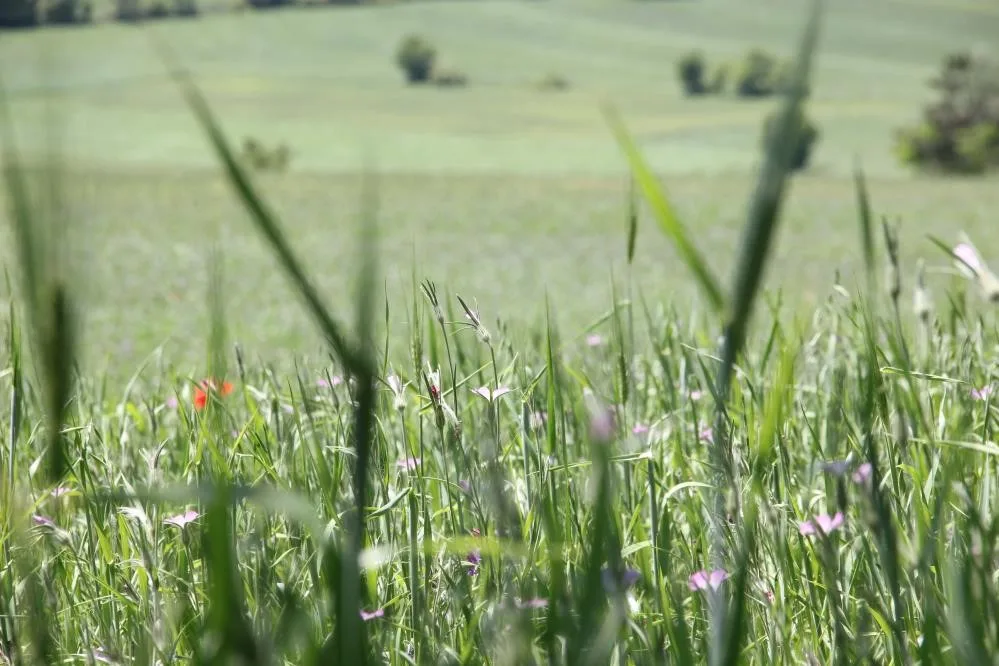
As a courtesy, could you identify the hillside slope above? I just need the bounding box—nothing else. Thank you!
[0,0,996,176]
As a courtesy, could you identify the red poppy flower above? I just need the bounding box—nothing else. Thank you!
[193,379,234,410]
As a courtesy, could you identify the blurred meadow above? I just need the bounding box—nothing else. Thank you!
[3,0,999,664]
[1,0,997,376]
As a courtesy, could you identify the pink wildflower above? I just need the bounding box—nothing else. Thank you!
[798,511,845,536]
[164,510,200,529]
[688,569,729,591]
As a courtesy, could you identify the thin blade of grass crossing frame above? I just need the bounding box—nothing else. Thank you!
[196,485,265,666]
[603,105,726,315]
[203,242,230,476]
[335,165,381,666]
[718,0,825,390]
[0,75,75,486]
[857,298,911,665]
[708,0,824,662]
[7,298,22,493]
[153,39,369,380]
[158,37,376,661]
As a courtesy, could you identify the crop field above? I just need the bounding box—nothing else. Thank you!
[1,0,999,663]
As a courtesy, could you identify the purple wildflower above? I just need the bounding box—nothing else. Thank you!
[798,511,845,536]
[601,566,640,593]
[317,375,343,389]
[32,515,55,528]
[164,510,200,529]
[516,597,549,609]
[589,405,616,442]
[165,396,179,409]
[972,385,994,401]
[689,389,703,402]
[688,569,729,592]
[466,550,482,576]
[397,457,420,472]
[852,463,873,484]
[586,334,604,347]
[699,427,713,443]
[632,424,649,436]
[360,608,384,621]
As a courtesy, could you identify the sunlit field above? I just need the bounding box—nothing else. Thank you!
[2,0,999,663]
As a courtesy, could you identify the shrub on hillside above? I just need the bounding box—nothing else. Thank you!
[174,0,197,16]
[536,72,569,91]
[145,0,169,16]
[114,0,140,20]
[241,137,293,173]
[41,0,90,23]
[735,48,783,98]
[761,106,819,171]
[396,34,436,84]
[0,0,39,27]
[895,51,999,174]
[676,50,707,96]
[244,0,292,10]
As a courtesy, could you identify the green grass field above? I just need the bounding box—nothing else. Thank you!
[2,0,998,376]
[4,1,999,664]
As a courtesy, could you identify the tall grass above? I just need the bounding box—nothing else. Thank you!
[2,2,999,665]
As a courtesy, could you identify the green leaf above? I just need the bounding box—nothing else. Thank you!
[603,104,726,314]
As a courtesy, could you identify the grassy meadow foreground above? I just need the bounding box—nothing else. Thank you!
[3,0,999,663]
[3,222,999,665]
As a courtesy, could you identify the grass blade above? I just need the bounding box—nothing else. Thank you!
[154,39,369,379]
[0,73,76,486]
[603,105,726,315]
[336,166,381,666]
[707,0,824,660]
[854,160,876,295]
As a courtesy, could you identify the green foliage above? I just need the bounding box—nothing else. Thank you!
[735,48,776,97]
[895,51,999,174]
[734,48,791,98]
[113,0,139,20]
[677,49,707,96]
[761,105,820,171]
[145,0,169,16]
[707,62,729,94]
[0,0,38,27]
[112,0,197,21]
[395,34,437,84]
[40,0,90,24]
[244,0,291,10]
[174,0,198,16]
[240,136,293,173]
[536,72,569,91]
